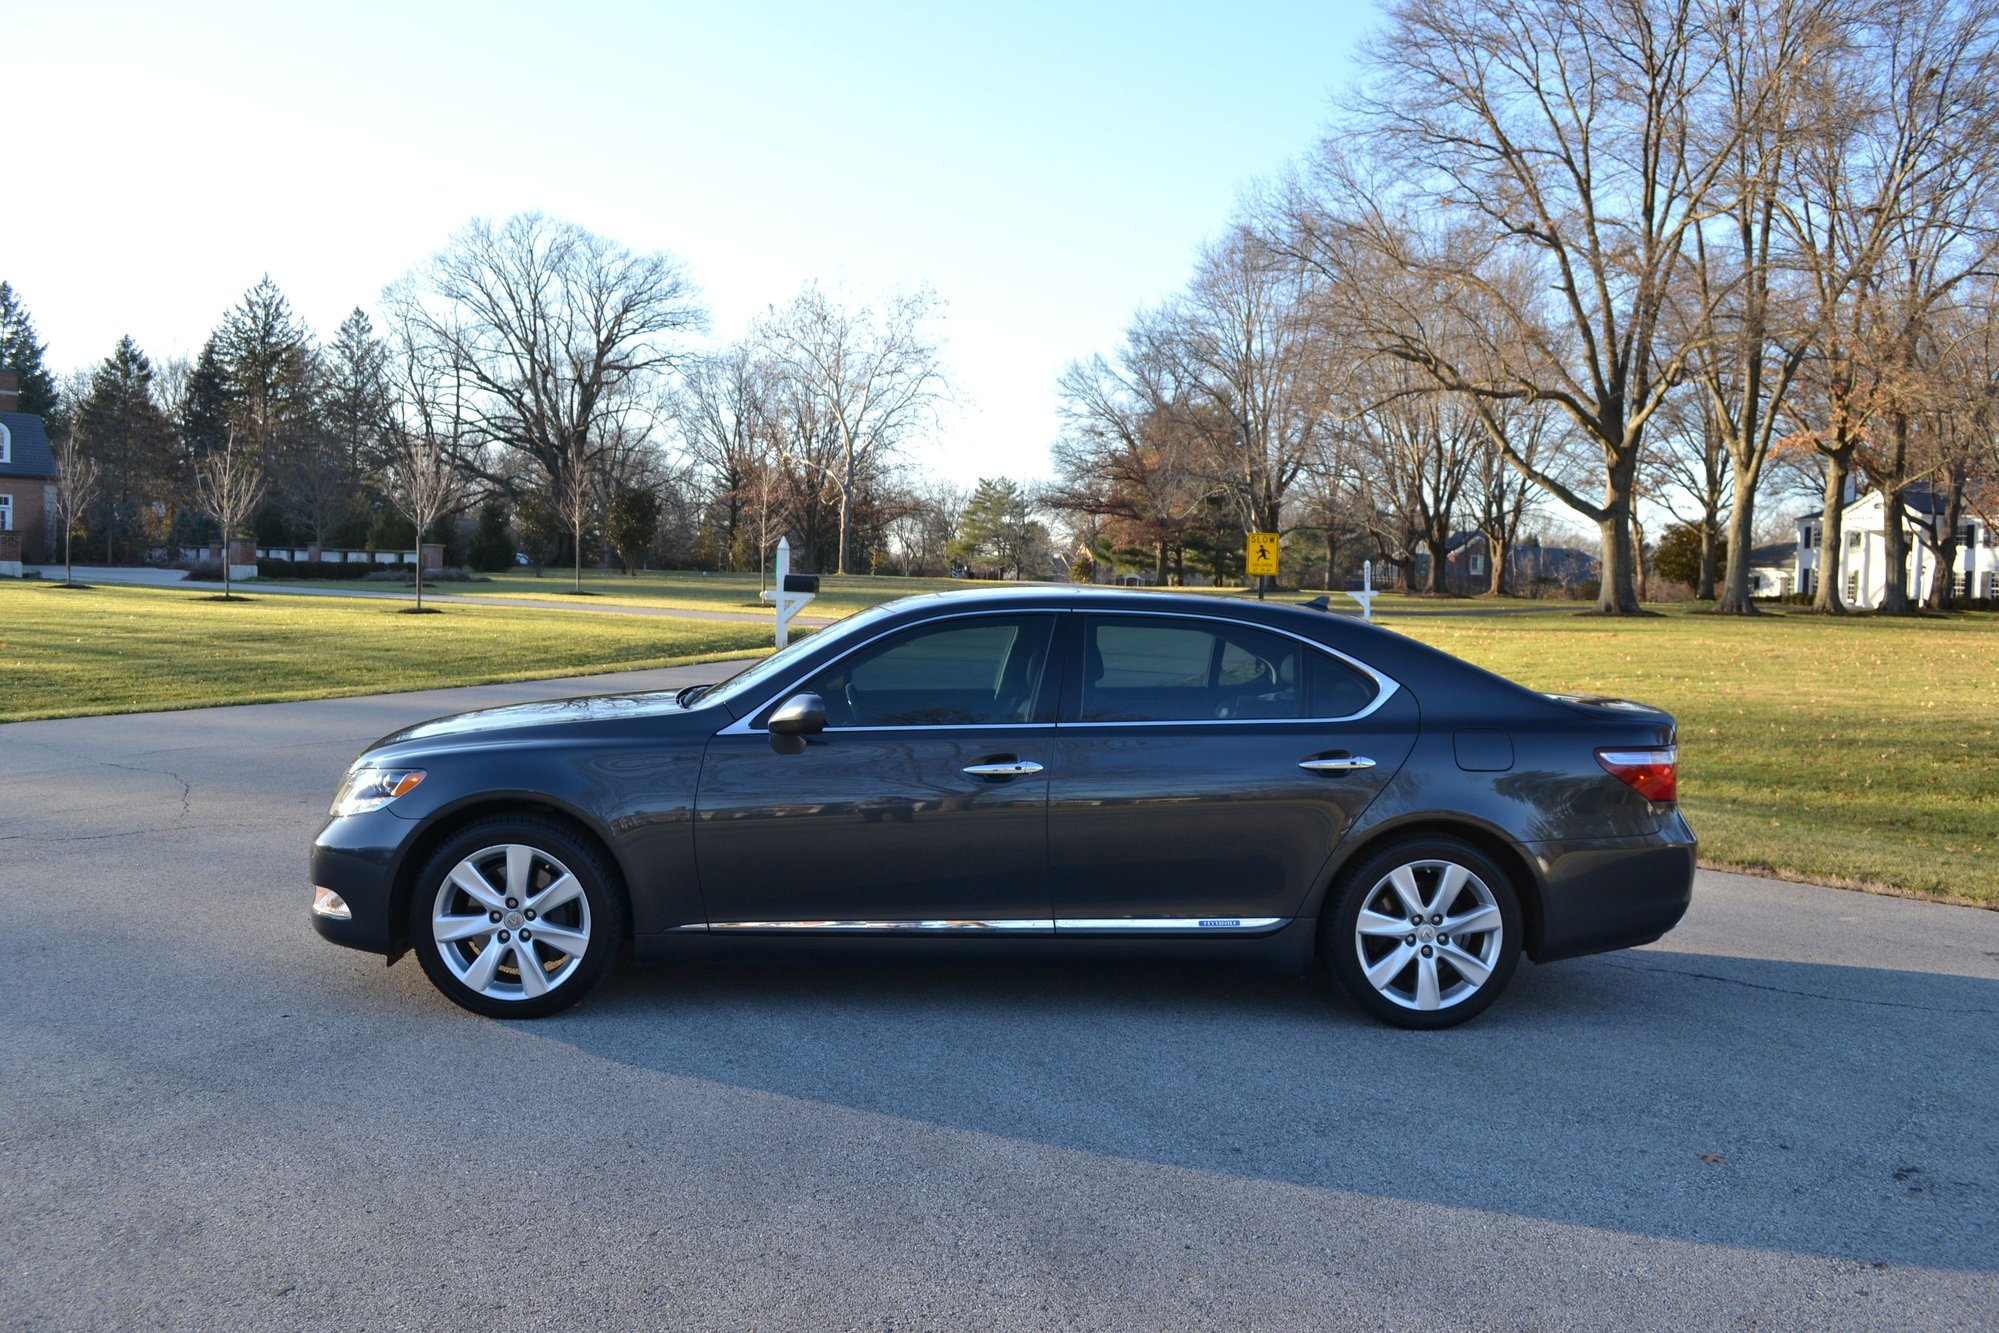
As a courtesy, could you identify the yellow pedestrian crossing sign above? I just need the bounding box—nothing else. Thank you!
[1246,532,1280,576]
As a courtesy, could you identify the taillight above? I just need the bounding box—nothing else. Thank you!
[1596,747,1677,803]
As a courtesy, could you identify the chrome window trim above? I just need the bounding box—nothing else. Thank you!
[698,917,1287,935]
[717,603,1403,736]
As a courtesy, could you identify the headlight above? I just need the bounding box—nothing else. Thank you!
[331,767,426,816]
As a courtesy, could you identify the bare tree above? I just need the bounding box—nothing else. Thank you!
[391,212,706,528]
[759,282,947,574]
[383,323,468,611]
[50,415,101,587]
[1684,0,1853,612]
[1154,227,1332,566]
[1301,0,1751,612]
[1643,389,1734,598]
[1782,0,1999,612]
[1049,346,1214,585]
[192,430,267,600]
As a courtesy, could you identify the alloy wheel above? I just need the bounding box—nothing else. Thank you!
[430,843,593,1002]
[1351,858,1504,1012]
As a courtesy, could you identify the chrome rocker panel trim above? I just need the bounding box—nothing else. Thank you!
[696,917,1288,935]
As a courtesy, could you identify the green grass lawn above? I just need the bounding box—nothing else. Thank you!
[6,579,1991,906]
[1387,604,1999,906]
[0,582,772,722]
[264,568,967,618]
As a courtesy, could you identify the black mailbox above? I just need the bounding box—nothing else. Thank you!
[782,574,820,594]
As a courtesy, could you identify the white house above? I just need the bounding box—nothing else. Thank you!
[1794,482,1996,607]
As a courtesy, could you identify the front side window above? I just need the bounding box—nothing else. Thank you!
[1080,616,1376,722]
[801,615,1055,728]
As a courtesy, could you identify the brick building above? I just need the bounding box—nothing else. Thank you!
[0,371,58,567]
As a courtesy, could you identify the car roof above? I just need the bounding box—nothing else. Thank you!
[862,583,1542,707]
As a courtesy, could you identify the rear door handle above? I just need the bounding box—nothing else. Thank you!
[963,760,1044,778]
[1299,756,1376,773]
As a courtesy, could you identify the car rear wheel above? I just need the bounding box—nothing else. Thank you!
[1325,836,1523,1029]
[408,816,626,1018]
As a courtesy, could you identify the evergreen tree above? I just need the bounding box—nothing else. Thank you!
[467,499,514,571]
[607,484,660,574]
[216,275,316,472]
[950,478,1046,580]
[0,281,59,417]
[181,337,234,461]
[322,307,391,488]
[76,336,176,561]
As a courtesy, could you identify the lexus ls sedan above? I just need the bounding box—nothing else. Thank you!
[310,587,1695,1028]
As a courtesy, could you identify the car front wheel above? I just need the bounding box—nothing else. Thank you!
[408,816,626,1018]
[1325,836,1523,1029]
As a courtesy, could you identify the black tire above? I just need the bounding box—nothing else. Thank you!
[408,815,627,1019]
[1323,835,1523,1030]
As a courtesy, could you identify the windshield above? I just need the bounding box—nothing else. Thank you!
[705,601,905,715]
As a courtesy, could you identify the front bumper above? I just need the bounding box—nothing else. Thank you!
[1525,809,1697,962]
[309,808,420,957]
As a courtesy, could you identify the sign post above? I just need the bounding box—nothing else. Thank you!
[1345,559,1377,623]
[1245,531,1279,601]
[760,537,818,649]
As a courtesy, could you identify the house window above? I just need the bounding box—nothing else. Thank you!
[1954,571,1968,597]
[1846,571,1860,603]
[0,493,11,531]
[1846,531,1862,549]
[0,422,10,465]
[1469,552,1486,576]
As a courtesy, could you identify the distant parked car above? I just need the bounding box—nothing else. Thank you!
[309,587,1694,1028]
[513,551,531,566]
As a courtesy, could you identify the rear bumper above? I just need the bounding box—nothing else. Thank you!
[309,809,416,958]
[1525,810,1697,962]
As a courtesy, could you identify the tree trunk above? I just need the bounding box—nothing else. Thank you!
[1927,472,1967,610]
[1811,453,1852,614]
[1154,540,1168,587]
[1324,529,1338,590]
[1714,466,1762,614]
[1594,462,1643,613]
[1878,483,1911,615]
[1487,534,1507,596]
[836,486,852,576]
[1697,520,1718,601]
[1424,527,1450,594]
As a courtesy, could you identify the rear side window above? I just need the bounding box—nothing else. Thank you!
[1309,652,1379,718]
[1082,617,1304,721]
[1079,616,1379,722]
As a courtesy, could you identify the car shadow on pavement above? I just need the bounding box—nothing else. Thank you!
[543,945,1999,1273]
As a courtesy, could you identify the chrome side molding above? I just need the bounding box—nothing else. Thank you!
[1055,917,1284,933]
[701,917,1288,935]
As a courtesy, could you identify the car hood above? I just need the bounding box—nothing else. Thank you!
[370,691,694,749]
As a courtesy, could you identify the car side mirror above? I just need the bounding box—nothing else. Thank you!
[767,692,826,755]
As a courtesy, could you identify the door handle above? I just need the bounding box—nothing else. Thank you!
[962,760,1045,778]
[1299,756,1377,773]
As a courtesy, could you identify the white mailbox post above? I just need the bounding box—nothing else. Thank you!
[760,537,819,649]
[1345,559,1377,623]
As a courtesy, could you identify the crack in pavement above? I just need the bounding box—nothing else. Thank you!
[1599,956,1999,1016]
[99,762,193,819]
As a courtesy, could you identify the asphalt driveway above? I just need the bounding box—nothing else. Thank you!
[2,669,1994,1329]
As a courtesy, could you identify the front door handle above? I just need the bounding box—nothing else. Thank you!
[963,760,1045,779]
[1299,756,1376,774]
